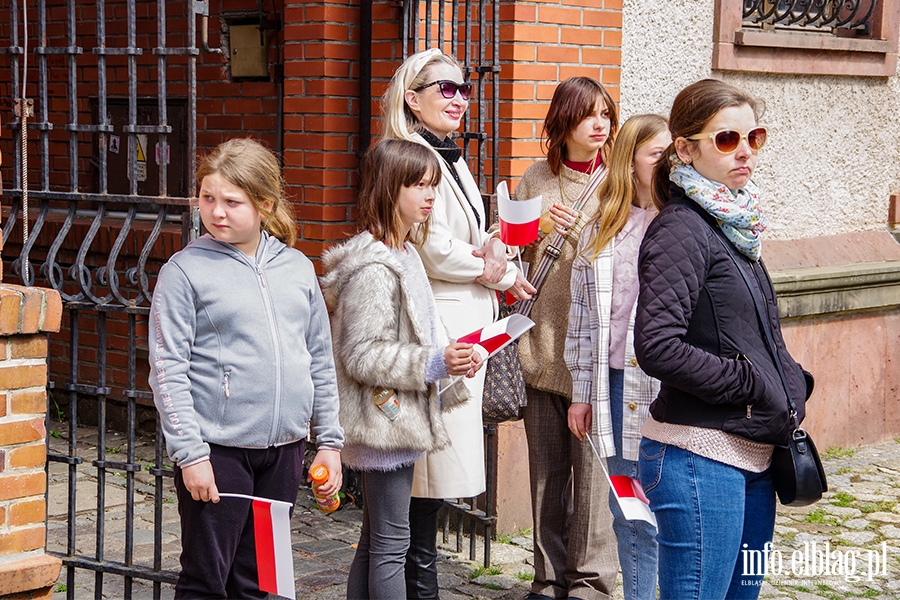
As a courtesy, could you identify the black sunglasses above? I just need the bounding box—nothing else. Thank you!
[414,80,473,101]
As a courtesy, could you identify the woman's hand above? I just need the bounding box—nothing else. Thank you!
[506,271,536,302]
[308,449,343,497]
[444,342,482,377]
[472,237,508,284]
[181,460,219,503]
[567,402,592,440]
[549,204,580,236]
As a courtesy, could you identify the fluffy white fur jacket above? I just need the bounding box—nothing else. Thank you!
[321,232,468,455]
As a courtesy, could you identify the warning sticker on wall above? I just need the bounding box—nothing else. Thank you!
[127,134,148,182]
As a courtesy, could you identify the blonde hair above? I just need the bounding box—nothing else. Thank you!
[382,48,463,141]
[583,114,669,261]
[195,138,296,247]
[357,139,441,248]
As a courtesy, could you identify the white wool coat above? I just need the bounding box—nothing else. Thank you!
[321,232,468,460]
[410,132,518,498]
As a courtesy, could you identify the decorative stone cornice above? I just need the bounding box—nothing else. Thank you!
[771,261,900,319]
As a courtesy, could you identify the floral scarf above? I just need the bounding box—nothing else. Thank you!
[669,155,767,261]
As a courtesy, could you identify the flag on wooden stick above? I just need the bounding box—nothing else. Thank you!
[497,180,542,247]
[585,435,658,528]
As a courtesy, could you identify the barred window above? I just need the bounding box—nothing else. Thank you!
[713,0,898,76]
[742,0,877,35]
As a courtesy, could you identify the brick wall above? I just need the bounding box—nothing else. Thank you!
[0,284,63,600]
[282,0,361,265]
[499,0,623,184]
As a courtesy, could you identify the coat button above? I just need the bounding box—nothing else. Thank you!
[630,357,638,367]
[628,402,637,411]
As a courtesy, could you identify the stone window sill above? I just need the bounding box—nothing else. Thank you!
[713,0,899,76]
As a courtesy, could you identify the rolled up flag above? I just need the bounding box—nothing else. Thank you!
[584,436,657,529]
[457,313,535,361]
[220,493,296,599]
[497,180,542,247]
[438,314,535,396]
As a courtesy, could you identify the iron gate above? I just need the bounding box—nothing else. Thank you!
[2,0,201,597]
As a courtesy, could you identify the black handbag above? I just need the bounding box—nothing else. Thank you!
[481,292,527,423]
[770,426,828,506]
[710,224,827,507]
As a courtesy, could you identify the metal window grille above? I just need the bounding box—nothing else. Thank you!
[742,0,878,34]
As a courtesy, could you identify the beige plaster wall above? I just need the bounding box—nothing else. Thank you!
[620,0,900,241]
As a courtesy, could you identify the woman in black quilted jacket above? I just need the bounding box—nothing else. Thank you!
[633,79,813,600]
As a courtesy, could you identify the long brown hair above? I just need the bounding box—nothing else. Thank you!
[196,138,296,247]
[356,139,442,248]
[583,114,668,261]
[543,77,618,175]
[652,79,762,209]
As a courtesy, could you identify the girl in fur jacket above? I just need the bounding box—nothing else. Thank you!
[322,138,482,600]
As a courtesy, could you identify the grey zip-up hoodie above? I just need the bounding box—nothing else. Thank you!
[149,232,343,467]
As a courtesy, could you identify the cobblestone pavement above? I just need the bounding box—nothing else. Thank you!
[46,423,900,599]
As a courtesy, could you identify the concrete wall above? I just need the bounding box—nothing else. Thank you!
[620,0,900,240]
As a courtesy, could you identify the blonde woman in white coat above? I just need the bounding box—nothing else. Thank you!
[382,48,535,598]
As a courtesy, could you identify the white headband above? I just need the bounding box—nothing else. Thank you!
[402,48,444,90]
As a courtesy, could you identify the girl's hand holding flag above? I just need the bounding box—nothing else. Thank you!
[444,342,484,378]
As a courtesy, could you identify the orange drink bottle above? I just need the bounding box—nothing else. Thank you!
[309,465,340,513]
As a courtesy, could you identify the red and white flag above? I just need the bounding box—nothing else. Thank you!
[457,313,535,361]
[220,493,296,599]
[609,475,657,528]
[584,436,657,529]
[497,180,542,247]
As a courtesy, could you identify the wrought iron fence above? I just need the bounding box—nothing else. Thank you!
[2,0,199,597]
[742,0,878,33]
[396,0,502,567]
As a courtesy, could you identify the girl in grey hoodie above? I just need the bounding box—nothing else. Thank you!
[149,138,344,599]
[322,139,481,600]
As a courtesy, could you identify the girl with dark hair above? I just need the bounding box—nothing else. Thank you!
[323,138,481,599]
[566,114,670,600]
[515,76,619,600]
[635,79,813,599]
[381,48,534,598]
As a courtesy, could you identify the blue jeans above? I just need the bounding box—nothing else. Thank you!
[638,437,775,600]
[608,368,658,600]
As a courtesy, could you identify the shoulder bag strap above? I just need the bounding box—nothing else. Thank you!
[517,164,609,318]
[705,221,800,429]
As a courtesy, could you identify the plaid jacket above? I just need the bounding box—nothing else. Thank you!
[565,226,659,461]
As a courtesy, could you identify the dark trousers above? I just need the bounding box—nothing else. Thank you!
[347,465,415,600]
[405,496,443,599]
[174,440,306,600]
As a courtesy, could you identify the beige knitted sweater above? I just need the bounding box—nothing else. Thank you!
[515,160,602,399]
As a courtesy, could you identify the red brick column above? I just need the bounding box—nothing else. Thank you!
[499,0,623,185]
[282,0,361,270]
[0,285,63,600]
